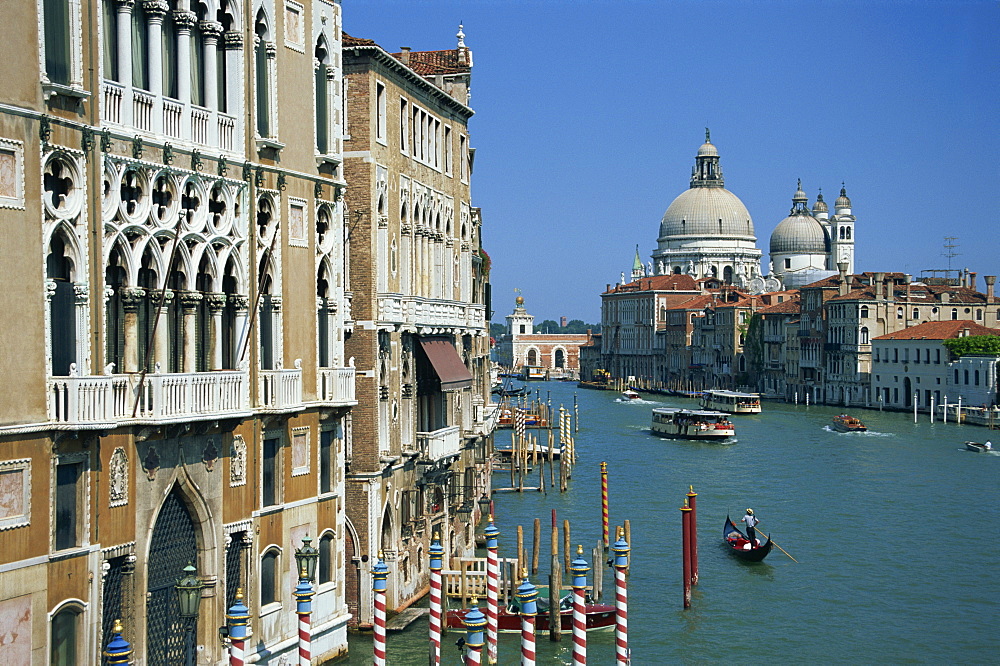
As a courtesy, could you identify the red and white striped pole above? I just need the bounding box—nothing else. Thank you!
[484,518,501,664]
[463,600,486,666]
[600,462,609,549]
[570,545,591,665]
[612,528,630,665]
[372,553,390,666]
[226,589,249,666]
[293,568,314,666]
[516,570,539,666]
[428,534,444,665]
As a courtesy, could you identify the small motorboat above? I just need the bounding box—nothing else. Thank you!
[621,389,641,400]
[723,515,773,562]
[965,441,994,453]
[446,593,615,632]
[832,414,867,433]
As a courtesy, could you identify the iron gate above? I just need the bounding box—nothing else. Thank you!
[146,487,198,666]
[101,556,127,665]
[225,531,246,610]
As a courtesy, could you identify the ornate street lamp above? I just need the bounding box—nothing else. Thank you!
[175,562,203,619]
[295,535,319,582]
[477,492,491,516]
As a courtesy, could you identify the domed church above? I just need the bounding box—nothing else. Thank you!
[768,180,855,288]
[650,131,763,286]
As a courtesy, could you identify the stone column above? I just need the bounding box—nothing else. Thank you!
[269,295,283,368]
[200,21,222,111]
[205,293,227,370]
[223,31,243,113]
[121,287,146,373]
[179,292,203,372]
[174,10,196,104]
[230,294,250,367]
[73,284,90,375]
[115,0,134,90]
[149,289,173,372]
[144,1,168,97]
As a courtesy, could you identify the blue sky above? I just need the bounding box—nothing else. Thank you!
[344,0,999,323]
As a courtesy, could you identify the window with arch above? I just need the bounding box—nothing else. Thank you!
[554,349,565,369]
[954,369,959,384]
[860,327,869,344]
[975,369,980,385]
[315,38,331,153]
[50,604,82,666]
[319,532,335,584]
[976,309,983,320]
[43,0,74,86]
[951,309,958,320]
[846,227,851,239]
[260,549,279,606]
[860,306,869,319]
[526,349,538,366]
[896,307,903,319]
[255,10,275,138]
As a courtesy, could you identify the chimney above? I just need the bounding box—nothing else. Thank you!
[837,262,849,296]
[969,272,977,291]
[875,272,886,300]
[985,275,996,302]
[399,46,411,65]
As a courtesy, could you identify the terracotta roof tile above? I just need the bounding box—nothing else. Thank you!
[342,32,377,47]
[759,296,802,314]
[604,274,700,294]
[872,320,1000,341]
[393,49,470,75]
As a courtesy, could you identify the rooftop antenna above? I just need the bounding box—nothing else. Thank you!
[942,236,960,275]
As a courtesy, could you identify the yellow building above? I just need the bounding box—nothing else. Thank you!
[0,1,356,663]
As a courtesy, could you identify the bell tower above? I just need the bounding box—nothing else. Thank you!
[831,183,855,273]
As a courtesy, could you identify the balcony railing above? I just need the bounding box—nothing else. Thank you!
[317,366,357,406]
[417,425,462,463]
[49,371,249,426]
[258,366,303,412]
[378,295,486,330]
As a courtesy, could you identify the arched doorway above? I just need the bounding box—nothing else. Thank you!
[146,487,198,666]
[903,377,912,408]
[526,349,537,366]
[554,349,565,369]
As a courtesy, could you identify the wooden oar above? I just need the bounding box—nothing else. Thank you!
[754,524,798,563]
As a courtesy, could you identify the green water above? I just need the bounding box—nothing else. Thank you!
[347,381,999,663]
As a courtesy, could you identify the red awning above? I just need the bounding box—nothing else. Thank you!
[419,337,473,391]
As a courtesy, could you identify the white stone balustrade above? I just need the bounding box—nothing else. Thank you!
[49,371,248,425]
[258,367,303,411]
[377,295,487,330]
[317,367,356,405]
[417,425,461,462]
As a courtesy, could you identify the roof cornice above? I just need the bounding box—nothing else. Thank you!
[344,44,474,119]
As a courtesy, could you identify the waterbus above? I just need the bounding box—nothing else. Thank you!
[650,408,735,440]
[699,390,762,414]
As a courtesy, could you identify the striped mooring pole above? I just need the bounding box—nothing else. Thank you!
[484,517,501,664]
[372,553,390,666]
[103,619,133,665]
[687,485,698,584]
[294,567,314,666]
[570,545,591,665]
[463,600,487,666]
[428,533,445,665]
[517,570,539,666]
[612,528,631,665]
[600,462,609,549]
[226,589,250,666]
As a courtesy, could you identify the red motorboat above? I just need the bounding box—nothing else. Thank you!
[446,593,615,632]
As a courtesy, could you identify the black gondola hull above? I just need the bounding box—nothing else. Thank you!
[724,515,773,562]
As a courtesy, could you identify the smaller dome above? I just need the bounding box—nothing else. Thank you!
[812,191,828,213]
[770,213,828,254]
[697,141,719,157]
[836,184,851,209]
[792,179,807,205]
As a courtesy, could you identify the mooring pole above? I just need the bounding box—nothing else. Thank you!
[428,534,444,665]
[517,571,538,666]
[372,554,390,666]
[484,519,500,664]
[681,499,692,609]
[612,528,630,664]
[570,546,589,665]
[463,601,486,666]
[549,511,562,642]
[601,461,610,549]
[687,485,698,585]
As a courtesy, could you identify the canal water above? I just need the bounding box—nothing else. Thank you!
[347,381,999,664]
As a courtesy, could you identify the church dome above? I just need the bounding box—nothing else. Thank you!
[812,191,828,214]
[697,141,719,157]
[770,213,828,254]
[659,188,755,240]
[836,185,851,209]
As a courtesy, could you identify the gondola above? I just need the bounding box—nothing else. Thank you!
[492,384,530,397]
[723,515,773,562]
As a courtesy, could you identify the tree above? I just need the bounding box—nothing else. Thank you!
[942,335,1000,358]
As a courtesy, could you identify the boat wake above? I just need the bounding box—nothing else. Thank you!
[821,425,892,437]
[615,398,659,405]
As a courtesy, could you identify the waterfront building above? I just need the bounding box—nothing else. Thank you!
[496,296,588,378]
[0,0,356,663]
[577,330,604,382]
[341,27,493,625]
[750,292,801,398]
[600,274,702,384]
[871,321,1000,410]
[768,182,856,288]
[650,132,763,285]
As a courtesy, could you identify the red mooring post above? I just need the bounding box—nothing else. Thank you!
[681,499,692,609]
[601,461,610,549]
[687,485,698,585]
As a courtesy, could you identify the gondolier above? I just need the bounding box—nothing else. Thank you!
[741,508,758,546]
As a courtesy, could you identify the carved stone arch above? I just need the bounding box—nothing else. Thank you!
[218,0,242,30]
[220,246,248,294]
[317,254,335,299]
[191,241,221,291]
[315,32,331,64]
[133,233,167,288]
[105,234,136,287]
[253,3,272,40]
[379,500,394,553]
[168,237,197,291]
[45,221,83,282]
